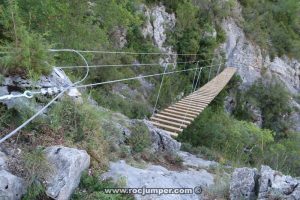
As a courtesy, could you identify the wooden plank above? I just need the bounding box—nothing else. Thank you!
[150,117,187,128]
[184,96,213,102]
[188,93,219,98]
[176,101,208,108]
[179,98,210,104]
[164,109,197,118]
[193,90,219,95]
[174,102,206,109]
[171,104,203,112]
[182,99,212,104]
[187,94,218,99]
[160,111,195,121]
[196,86,222,91]
[153,114,191,124]
[193,90,221,95]
[167,107,199,115]
[150,121,183,132]
[183,96,212,101]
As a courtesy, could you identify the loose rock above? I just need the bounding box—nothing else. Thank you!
[230,167,258,200]
[44,146,90,200]
[0,170,26,200]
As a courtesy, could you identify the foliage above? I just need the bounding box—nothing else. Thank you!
[263,132,300,176]
[234,79,292,136]
[179,106,300,176]
[0,0,53,79]
[239,0,300,59]
[91,88,150,119]
[49,97,109,169]
[145,0,184,12]
[72,171,134,200]
[205,166,231,199]
[179,107,274,165]
[22,181,46,200]
[175,1,201,55]
[22,147,51,199]
[50,97,105,142]
[181,143,222,162]
[127,121,151,153]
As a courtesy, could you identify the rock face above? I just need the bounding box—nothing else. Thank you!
[0,68,81,116]
[230,168,258,200]
[221,2,300,130]
[222,18,300,95]
[178,151,218,170]
[258,166,300,200]
[44,146,90,200]
[221,18,263,87]
[141,4,177,65]
[144,120,181,153]
[111,27,127,48]
[230,165,300,200]
[0,170,26,200]
[102,160,214,200]
[2,68,81,97]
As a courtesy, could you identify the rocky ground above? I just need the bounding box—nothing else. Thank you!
[2,127,299,200]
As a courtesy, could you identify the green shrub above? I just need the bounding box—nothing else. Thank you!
[91,88,150,119]
[127,121,151,153]
[239,0,300,59]
[22,181,46,200]
[72,172,134,200]
[49,97,109,170]
[0,74,4,83]
[263,132,300,176]
[0,0,53,79]
[50,97,102,142]
[181,143,222,162]
[22,148,51,200]
[179,107,274,165]
[179,105,300,176]
[234,79,292,136]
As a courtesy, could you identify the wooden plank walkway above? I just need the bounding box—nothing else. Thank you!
[150,67,237,137]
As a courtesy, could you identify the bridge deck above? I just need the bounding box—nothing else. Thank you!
[150,67,237,137]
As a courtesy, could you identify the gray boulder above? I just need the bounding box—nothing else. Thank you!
[141,4,177,65]
[178,151,218,170]
[102,160,214,200]
[144,120,181,153]
[258,165,300,200]
[230,167,258,200]
[0,151,7,170]
[44,146,90,200]
[230,166,300,200]
[0,170,26,200]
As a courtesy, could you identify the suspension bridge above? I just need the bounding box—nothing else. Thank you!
[150,67,236,137]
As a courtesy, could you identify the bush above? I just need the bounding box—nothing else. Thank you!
[179,107,274,165]
[49,97,109,169]
[239,0,300,59]
[0,0,53,79]
[72,171,134,200]
[127,121,151,153]
[263,132,300,176]
[91,88,150,119]
[179,105,300,176]
[22,147,52,199]
[234,79,292,136]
